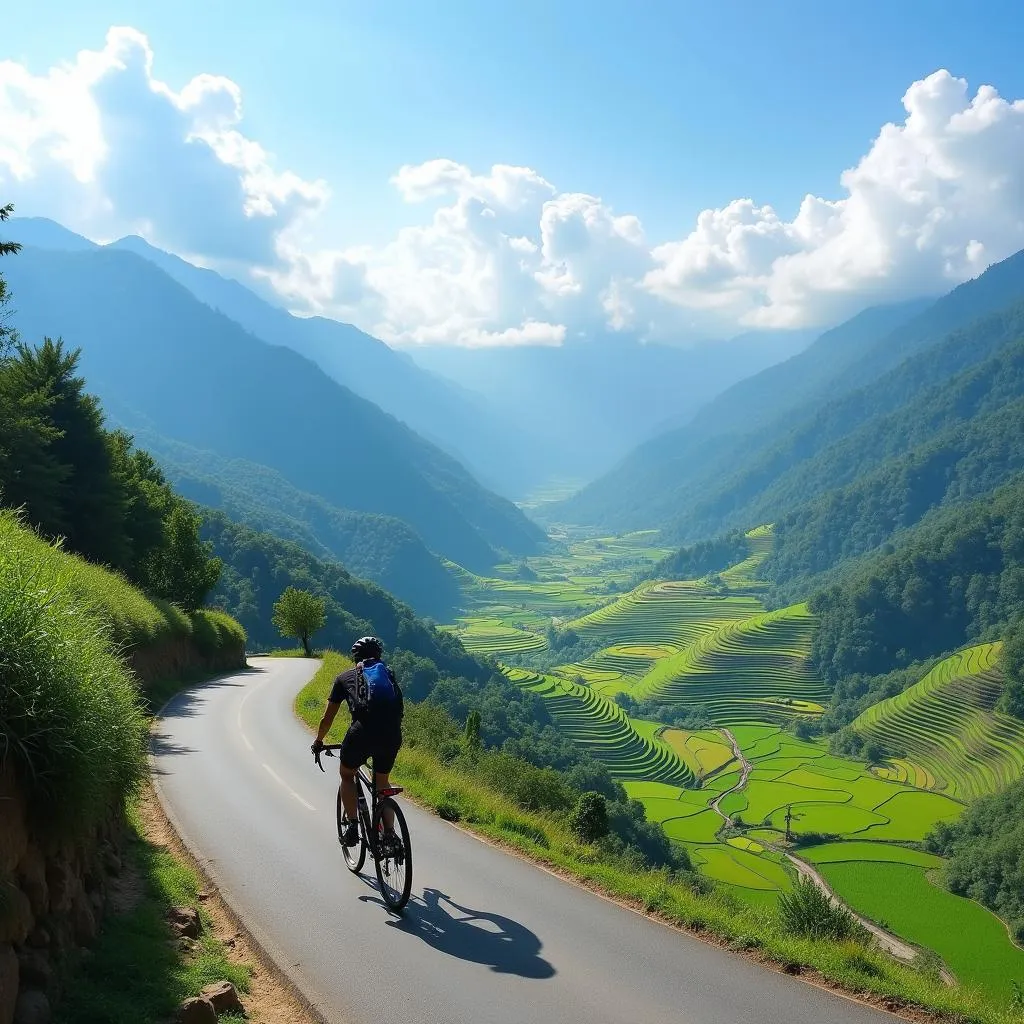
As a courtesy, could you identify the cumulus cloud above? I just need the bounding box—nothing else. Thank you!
[2,33,1024,346]
[0,27,326,266]
[646,71,1024,327]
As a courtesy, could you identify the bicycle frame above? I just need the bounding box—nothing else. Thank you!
[315,745,401,854]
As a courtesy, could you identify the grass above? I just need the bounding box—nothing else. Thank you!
[292,654,1024,1023]
[854,643,1024,800]
[56,797,250,1024]
[0,509,149,834]
[820,861,1024,1003]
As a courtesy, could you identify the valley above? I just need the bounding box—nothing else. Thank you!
[444,527,1024,1000]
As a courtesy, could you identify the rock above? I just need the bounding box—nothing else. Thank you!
[15,848,48,919]
[12,990,50,1024]
[43,861,73,916]
[782,961,803,975]
[16,949,52,991]
[69,891,97,945]
[200,980,244,1016]
[176,996,217,1024]
[1,944,19,1024]
[196,891,210,902]
[0,887,33,946]
[102,848,122,877]
[167,906,201,939]
[0,769,29,876]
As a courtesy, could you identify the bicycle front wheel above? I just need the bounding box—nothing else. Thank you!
[373,798,412,910]
[339,785,366,873]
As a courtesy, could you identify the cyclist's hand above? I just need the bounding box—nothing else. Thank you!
[311,738,324,756]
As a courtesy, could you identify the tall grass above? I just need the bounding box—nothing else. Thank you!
[0,511,148,833]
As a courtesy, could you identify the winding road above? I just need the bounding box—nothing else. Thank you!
[151,658,901,1024]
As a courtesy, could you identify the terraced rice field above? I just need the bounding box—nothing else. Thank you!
[820,861,1024,1001]
[634,604,830,723]
[455,618,547,655]
[508,668,694,786]
[447,523,1024,990]
[854,642,1024,800]
[567,581,761,650]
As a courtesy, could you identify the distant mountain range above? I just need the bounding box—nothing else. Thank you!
[2,235,545,594]
[553,246,1024,541]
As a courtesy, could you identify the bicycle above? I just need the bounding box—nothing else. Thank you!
[315,744,413,910]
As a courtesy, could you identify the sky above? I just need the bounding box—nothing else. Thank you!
[3,1,1024,347]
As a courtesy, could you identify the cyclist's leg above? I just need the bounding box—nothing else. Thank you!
[373,728,402,832]
[339,723,368,820]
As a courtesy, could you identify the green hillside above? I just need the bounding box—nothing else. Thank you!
[853,643,1024,800]
[3,244,544,571]
[552,246,1024,535]
[134,429,460,619]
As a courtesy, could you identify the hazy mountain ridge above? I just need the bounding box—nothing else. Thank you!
[553,247,1024,533]
[3,242,544,574]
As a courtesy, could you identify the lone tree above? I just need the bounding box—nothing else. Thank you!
[272,587,326,656]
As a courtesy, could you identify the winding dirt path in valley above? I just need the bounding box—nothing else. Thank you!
[709,729,936,971]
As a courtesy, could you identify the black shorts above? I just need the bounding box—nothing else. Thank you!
[339,721,402,774]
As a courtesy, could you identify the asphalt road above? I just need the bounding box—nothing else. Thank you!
[152,658,899,1024]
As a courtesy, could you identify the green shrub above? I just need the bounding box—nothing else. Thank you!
[0,511,147,833]
[777,876,862,941]
[569,792,610,844]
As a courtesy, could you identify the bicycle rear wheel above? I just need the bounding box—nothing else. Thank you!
[339,784,366,873]
[373,798,412,911]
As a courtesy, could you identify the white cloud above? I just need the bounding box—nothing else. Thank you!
[2,34,1024,346]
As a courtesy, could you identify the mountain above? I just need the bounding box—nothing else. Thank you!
[201,510,485,676]
[658,299,931,441]
[123,426,461,620]
[554,248,1024,532]
[3,243,545,573]
[409,328,815,485]
[9,218,557,497]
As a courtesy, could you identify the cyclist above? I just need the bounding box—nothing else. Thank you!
[310,636,404,846]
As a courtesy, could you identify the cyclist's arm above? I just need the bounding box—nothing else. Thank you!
[314,700,341,745]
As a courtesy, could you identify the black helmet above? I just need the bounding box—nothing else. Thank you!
[351,636,383,661]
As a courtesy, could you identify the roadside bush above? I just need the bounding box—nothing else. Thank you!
[569,792,610,843]
[777,876,863,941]
[0,511,148,833]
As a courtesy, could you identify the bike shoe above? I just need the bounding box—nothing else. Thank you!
[341,820,360,847]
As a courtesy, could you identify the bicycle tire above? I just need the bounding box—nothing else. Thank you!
[373,797,412,911]
[339,782,366,873]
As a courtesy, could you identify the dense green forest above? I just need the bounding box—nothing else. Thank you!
[0,216,221,613]
[809,473,1024,685]
[648,529,749,582]
[141,431,460,619]
[925,777,1024,942]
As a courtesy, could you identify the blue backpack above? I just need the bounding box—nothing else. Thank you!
[357,660,398,710]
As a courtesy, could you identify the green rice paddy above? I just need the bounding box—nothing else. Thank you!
[442,526,1024,999]
[820,862,1024,1001]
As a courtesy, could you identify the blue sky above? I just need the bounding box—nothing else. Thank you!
[7,0,1021,244]
[3,2,1024,345]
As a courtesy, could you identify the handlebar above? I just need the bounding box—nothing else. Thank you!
[314,743,343,772]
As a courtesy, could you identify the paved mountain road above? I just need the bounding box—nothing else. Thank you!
[151,658,898,1024]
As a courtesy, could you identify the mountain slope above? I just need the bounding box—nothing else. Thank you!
[409,328,814,484]
[4,244,544,571]
[124,427,460,619]
[10,219,556,496]
[669,297,1024,544]
[555,247,1024,532]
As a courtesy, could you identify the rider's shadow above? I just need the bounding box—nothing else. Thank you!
[361,886,556,979]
